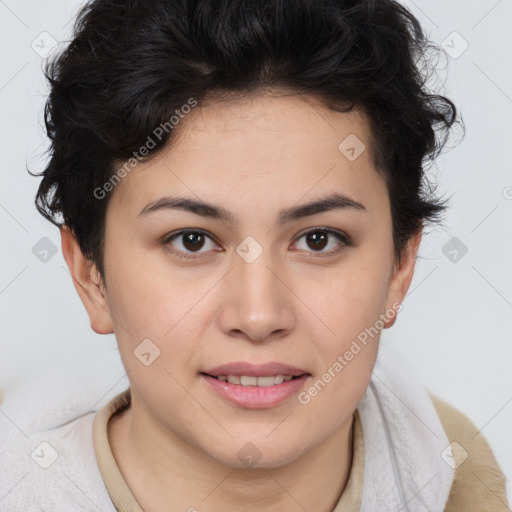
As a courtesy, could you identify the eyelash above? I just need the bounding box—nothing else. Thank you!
[162,227,352,260]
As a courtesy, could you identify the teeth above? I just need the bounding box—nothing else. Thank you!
[240,376,258,386]
[257,376,276,386]
[217,375,296,386]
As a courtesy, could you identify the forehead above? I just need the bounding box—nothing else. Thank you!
[172,93,372,160]
[107,93,386,219]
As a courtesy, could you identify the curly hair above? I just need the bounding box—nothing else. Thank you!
[32,0,462,280]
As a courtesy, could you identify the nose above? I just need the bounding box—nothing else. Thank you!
[216,248,296,343]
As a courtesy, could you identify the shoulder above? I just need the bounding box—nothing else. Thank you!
[429,393,510,512]
[0,410,116,512]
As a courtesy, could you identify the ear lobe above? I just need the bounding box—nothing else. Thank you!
[383,227,423,329]
[60,226,114,335]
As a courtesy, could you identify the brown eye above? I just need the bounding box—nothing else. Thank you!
[182,232,206,251]
[164,229,219,259]
[293,229,350,256]
[305,231,329,251]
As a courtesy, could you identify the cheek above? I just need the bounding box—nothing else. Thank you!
[293,255,391,409]
[103,251,217,390]
[103,264,203,405]
[298,257,392,347]
[104,242,198,334]
[295,270,388,430]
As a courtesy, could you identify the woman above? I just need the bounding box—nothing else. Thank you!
[1,0,508,510]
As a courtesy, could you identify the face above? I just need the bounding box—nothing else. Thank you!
[65,92,418,469]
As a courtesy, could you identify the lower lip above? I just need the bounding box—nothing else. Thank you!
[201,374,311,409]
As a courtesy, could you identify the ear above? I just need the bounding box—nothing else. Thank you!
[60,225,114,334]
[383,226,423,329]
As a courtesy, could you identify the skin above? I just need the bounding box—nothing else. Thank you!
[61,91,421,511]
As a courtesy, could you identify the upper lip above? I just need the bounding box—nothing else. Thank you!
[203,362,310,377]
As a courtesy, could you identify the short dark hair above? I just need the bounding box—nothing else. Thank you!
[32,0,462,280]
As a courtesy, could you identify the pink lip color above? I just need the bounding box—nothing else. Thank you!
[201,373,311,409]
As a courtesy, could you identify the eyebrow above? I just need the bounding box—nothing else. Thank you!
[138,193,366,225]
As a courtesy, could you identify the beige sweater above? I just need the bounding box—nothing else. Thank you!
[430,394,510,511]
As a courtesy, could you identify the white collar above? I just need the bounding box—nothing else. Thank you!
[357,342,454,511]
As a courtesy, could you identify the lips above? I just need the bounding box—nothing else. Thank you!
[200,361,312,408]
[201,371,311,408]
[203,361,310,378]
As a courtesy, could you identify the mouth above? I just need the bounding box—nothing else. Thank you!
[200,362,311,408]
[200,373,305,386]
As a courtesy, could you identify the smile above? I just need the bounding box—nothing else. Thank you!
[211,374,296,386]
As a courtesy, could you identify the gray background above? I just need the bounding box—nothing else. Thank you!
[1,0,511,505]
